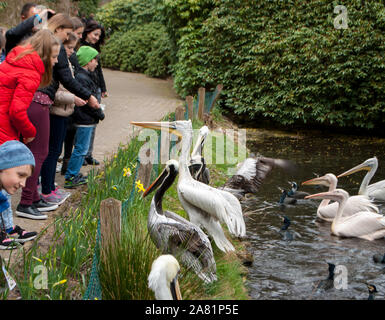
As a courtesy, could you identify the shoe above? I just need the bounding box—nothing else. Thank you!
[85,156,100,165]
[8,225,37,243]
[0,231,19,250]
[32,199,58,212]
[40,190,69,206]
[61,158,69,175]
[64,174,88,189]
[16,204,48,220]
[56,162,62,173]
[54,187,71,200]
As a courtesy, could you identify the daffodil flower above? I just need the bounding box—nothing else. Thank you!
[123,167,131,177]
[112,186,118,191]
[32,256,42,263]
[135,180,145,193]
[52,279,67,288]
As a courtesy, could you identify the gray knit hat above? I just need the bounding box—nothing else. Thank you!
[0,140,35,170]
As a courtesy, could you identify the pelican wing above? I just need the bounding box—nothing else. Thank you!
[367,180,385,201]
[178,180,245,237]
[335,212,385,240]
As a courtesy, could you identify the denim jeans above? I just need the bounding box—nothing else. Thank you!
[65,126,94,179]
[0,190,13,231]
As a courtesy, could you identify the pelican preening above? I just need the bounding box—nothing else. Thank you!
[337,157,385,202]
[143,159,217,283]
[302,173,379,222]
[132,120,246,253]
[287,181,310,199]
[148,255,182,300]
[306,189,385,241]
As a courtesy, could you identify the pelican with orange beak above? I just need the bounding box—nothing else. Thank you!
[337,157,385,201]
[131,120,246,253]
[302,173,378,222]
[305,189,385,240]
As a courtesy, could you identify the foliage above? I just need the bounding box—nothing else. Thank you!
[74,0,100,17]
[169,0,385,130]
[101,22,172,78]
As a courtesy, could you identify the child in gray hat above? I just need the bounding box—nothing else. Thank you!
[0,140,38,249]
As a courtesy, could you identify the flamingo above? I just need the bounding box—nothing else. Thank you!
[305,189,385,240]
[302,173,378,222]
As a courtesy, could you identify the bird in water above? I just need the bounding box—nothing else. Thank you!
[148,255,182,300]
[316,263,335,290]
[279,216,294,241]
[302,173,379,222]
[132,120,245,253]
[372,253,385,264]
[367,284,378,300]
[189,126,210,185]
[305,189,385,240]
[337,156,385,202]
[143,159,217,283]
[278,188,297,206]
[287,181,310,199]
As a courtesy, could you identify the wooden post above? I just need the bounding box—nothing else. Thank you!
[186,96,194,120]
[209,84,223,114]
[198,87,205,120]
[138,148,154,189]
[175,105,185,121]
[100,198,122,262]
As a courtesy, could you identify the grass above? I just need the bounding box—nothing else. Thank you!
[3,112,250,300]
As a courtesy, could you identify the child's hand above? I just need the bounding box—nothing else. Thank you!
[23,137,35,144]
[74,96,87,106]
[101,92,108,98]
[88,95,100,109]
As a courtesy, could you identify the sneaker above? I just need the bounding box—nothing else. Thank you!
[40,191,66,206]
[56,162,62,173]
[16,204,48,220]
[54,187,71,201]
[0,231,19,250]
[85,156,100,166]
[64,174,88,189]
[8,225,37,243]
[33,199,58,212]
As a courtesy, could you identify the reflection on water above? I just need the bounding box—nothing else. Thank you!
[242,128,385,300]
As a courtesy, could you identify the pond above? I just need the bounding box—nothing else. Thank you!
[241,127,385,300]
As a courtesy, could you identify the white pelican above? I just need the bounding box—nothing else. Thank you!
[337,157,385,201]
[148,254,182,300]
[219,156,294,200]
[143,159,217,283]
[132,120,246,253]
[305,189,385,240]
[189,126,210,185]
[302,173,379,222]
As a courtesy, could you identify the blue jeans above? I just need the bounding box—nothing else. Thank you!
[0,190,13,231]
[65,126,94,179]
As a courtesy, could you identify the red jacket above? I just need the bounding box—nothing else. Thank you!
[0,45,45,144]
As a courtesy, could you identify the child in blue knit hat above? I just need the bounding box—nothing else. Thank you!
[0,140,38,249]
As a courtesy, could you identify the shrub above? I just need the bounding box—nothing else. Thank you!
[101,22,172,78]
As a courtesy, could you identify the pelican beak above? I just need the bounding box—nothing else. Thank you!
[142,167,169,198]
[337,162,371,178]
[170,275,182,300]
[191,133,206,157]
[302,176,327,186]
[131,121,183,138]
[305,191,332,200]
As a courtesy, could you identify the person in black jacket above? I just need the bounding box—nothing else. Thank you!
[64,46,105,189]
[80,19,107,166]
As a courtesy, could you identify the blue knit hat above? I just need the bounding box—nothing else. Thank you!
[0,140,35,170]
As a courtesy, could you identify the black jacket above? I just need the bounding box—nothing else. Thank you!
[5,16,35,55]
[80,39,107,93]
[39,44,92,101]
[72,67,105,125]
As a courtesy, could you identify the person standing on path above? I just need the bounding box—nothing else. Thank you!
[17,14,100,219]
[80,20,107,166]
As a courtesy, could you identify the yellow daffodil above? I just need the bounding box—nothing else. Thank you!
[135,180,145,193]
[112,186,117,191]
[32,256,42,263]
[52,279,67,288]
[123,167,131,177]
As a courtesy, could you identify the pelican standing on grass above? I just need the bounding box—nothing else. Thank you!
[305,189,385,240]
[189,126,210,184]
[132,120,246,253]
[143,159,217,283]
[337,157,385,202]
[148,255,182,300]
[302,173,379,222]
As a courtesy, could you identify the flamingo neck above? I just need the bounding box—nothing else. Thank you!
[359,165,376,195]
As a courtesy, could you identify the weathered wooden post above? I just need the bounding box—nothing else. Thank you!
[100,198,122,262]
[186,96,194,120]
[198,87,206,120]
[175,104,185,121]
[137,148,154,189]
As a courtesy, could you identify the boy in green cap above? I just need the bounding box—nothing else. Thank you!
[64,46,105,188]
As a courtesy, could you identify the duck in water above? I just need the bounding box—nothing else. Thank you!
[279,216,294,241]
[278,188,297,206]
[367,284,378,300]
[287,181,310,199]
[316,263,335,290]
[372,253,385,264]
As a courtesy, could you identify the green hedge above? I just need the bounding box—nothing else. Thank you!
[101,22,171,78]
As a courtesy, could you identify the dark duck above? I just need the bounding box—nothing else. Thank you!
[316,263,335,290]
[287,181,310,199]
